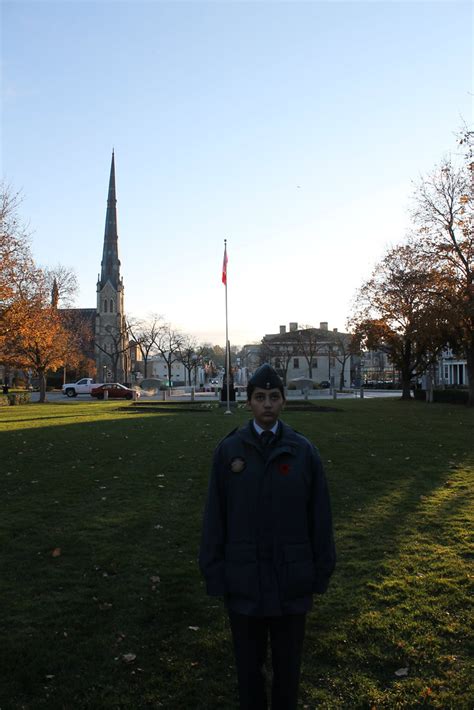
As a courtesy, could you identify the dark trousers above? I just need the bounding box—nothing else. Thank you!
[228,611,306,710]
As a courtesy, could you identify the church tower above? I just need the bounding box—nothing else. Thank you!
[95,152,129,383]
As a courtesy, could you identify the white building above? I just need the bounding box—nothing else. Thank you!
[261,322,352,388]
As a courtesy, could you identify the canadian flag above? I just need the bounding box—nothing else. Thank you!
[222,244,228,285]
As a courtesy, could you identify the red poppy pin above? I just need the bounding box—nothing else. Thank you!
[279,463,290,475]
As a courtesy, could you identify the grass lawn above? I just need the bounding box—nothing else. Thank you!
[0,398,472,709]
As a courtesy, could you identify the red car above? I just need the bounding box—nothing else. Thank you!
[90,383,138,400]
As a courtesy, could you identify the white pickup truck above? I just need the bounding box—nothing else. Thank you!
[62,378,102,398]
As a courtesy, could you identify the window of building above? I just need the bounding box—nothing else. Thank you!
[110,300,114,312]
[293,358,299,369]
[103,299,108,313]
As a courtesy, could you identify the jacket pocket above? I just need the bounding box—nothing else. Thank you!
[224,543,259,601]
[280,542,315,601]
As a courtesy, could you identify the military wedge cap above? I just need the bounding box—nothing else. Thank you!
[247,364,285,399]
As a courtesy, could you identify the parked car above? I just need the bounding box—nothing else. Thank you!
[62,378,101,397]
[318,381,331,388]
[90,383,139,400]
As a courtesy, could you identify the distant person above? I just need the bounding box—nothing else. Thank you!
[200,363,336,710]
[2,383,9,395]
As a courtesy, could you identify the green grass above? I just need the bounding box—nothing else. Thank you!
[0,399,472,709]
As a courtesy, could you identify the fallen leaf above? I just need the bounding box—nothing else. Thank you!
[122,653,136,663]
[188,626,199,631]
[52,548,61,557]
[395,667,409,677]
[150,575,161,584]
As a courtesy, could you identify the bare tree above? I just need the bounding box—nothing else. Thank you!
[411,133,474,404]
[295,326,321,379]
[44,264,79,308]
[332,332,357,390]
[127,313,163,378]
[260,338,295,385]
[155,323,184,387]
[177,334,199,385]
[95,322,130,382]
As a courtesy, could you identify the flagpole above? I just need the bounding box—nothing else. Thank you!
[223,239,232,415]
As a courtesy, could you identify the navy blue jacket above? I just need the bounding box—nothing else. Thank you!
[199,420,336,616]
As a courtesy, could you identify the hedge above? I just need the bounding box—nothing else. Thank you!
[414,388,469,405]
[0,392,31,406]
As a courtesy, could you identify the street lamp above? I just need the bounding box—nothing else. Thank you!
[103,365,107,383]
[359,352,365,399]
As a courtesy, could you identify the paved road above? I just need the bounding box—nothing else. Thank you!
[30,389,404,404]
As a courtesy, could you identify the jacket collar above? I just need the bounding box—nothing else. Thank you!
[237,420,298,456]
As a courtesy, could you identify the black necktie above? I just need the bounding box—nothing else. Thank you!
[260,430,274,448]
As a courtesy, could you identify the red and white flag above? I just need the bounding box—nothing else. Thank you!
[222,244,228,285]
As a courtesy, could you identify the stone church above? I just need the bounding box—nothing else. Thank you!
[93,152,129,383]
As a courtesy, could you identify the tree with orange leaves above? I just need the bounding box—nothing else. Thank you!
[1,183,83,400]
[0,184,34,354]
[351,241,451,400]
[3,270,82,401]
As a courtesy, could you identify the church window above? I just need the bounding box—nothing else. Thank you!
[293,358,299,369]
[110,300,114,312]
[103,299,108,313]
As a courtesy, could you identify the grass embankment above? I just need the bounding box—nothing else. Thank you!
[0,399,472,709]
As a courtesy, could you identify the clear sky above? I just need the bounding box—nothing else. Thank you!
[2,0,472,346]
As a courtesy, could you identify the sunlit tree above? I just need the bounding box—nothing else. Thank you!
[411,129,473,404]
[351,242,451,400]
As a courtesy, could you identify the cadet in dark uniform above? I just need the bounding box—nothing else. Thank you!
[199,364,336,710]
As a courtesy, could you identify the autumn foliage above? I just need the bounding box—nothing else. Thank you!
[1,183,84,401]
[351,126,473,404]
[352,242,451,399]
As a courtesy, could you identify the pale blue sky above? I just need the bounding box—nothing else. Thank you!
[2,0,472,345]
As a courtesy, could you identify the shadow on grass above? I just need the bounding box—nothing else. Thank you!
[0,401,472,708]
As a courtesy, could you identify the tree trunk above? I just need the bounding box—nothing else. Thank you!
[401,376,412,400]
[38,369,47,403]
[167,361,172,387]
[144,358,148,379]
[466,345,474,407]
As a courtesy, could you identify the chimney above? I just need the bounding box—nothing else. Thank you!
[280,325,287,335]
[320,321,328,331]
[333,327,338,333]
[289,322,298,332]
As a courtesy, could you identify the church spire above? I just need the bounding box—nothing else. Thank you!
[100,150,121,289]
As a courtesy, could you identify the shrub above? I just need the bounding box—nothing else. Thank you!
[12,377,27,389]
[6,392,31,406]
[414,388,469,405]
